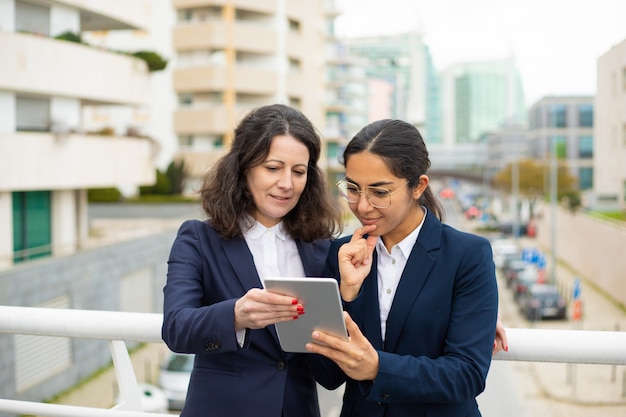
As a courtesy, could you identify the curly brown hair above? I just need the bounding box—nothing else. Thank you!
[199,104,342,242]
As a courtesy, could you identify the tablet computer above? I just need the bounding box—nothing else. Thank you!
[264,277,348,353]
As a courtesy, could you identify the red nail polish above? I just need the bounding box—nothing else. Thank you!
[505,346,509,352]
[293,316,298,320]
[291,299,298,305]
[297,306,304,313]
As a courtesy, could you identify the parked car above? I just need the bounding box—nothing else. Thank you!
[490,238,519,269]
[501,257,531,288]
[512,263,539,302]
[519,284,567,321]
[157,352,193,411]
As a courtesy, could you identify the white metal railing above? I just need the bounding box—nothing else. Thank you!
[1,306,626,416]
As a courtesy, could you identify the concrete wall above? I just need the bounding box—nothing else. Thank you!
[0,230,175,414]
[535,202,626,308]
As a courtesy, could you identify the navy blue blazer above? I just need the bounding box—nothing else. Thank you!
[321,213,498,417]
[162,220,331,417]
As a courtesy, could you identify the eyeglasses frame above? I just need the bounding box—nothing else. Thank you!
[336,179,410,208]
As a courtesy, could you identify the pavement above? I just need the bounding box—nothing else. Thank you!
[44,210,626,416]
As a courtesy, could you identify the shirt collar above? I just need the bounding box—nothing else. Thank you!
[375,207,427,258]
[243,218,287,241]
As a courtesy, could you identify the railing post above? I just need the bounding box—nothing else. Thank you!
[110,340,143,411]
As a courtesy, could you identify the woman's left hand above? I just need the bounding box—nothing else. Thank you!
[306,311,379,381]
[493,315,508,354]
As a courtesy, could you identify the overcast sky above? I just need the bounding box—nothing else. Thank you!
[335,0,626,106]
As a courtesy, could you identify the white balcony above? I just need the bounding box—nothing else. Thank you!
[52,0,151,31]
[0,32,150,106]
[0,132,156,191]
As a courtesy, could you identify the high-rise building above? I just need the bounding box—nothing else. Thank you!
[594,38,626,211]
[441,58,525,146]
[170,0,331,193]
[0,0,156,268]
[341,31,439,141]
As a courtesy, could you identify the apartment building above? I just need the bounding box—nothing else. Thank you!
[594,38,626,211]
[171,0,332,192]
[0,0,156,269]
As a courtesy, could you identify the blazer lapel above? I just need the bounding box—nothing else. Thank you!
[222,237,263,290]
[221,237,281,343]
[383,214,443,352]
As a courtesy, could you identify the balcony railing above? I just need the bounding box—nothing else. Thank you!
[1,306,625,416]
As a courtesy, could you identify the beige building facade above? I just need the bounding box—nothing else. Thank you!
[171,0,332,192]
[594,38,626,211]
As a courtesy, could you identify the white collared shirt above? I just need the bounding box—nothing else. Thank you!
[376,209,426,340]
[243,220,305,285]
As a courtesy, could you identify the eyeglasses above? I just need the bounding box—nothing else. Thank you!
[336,180,410,208]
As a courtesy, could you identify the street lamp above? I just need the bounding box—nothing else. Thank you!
[549,137,558,285]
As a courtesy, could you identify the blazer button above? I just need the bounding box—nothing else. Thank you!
[204,341,222,351]
[276,361,286,370]
[380,393,390,400]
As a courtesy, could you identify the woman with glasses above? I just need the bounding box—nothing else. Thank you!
[307,119,499,417]
[162,104,343,417]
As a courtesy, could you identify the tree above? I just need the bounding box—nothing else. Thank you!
[491,158,580,216]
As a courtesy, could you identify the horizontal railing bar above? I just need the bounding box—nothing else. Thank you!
[1,306,626,366]
[493,327,626,365]
[0,306,162,343]
[0,399,172,417]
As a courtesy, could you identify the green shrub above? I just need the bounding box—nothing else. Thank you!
[131,50,168,72]
[166,160,188,195]
[140,169,170,196]
[54,31,83,44]
[88,187,122,202]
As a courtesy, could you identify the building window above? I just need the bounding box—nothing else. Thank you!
[12,191,52,263]
[578,104,593,127]
[214,136,224,148]
[327,142,340,160]
[578,167,593,190]
[177,9,192,22]
[179,135,194,148]
[16,96,50,132]
[178,94,193,106]
[548,104,567,128]
[578,135,593,158]
[15,0,50,36]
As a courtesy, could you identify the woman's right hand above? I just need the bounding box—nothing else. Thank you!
[234,288,303,331]
[338,225,377,301]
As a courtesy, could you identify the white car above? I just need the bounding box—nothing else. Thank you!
[157,352,194,411]
[490,238,519,269]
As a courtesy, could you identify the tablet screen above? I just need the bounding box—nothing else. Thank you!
[264,277,348,353]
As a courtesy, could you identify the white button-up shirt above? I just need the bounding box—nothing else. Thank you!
[375,209,426,340]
